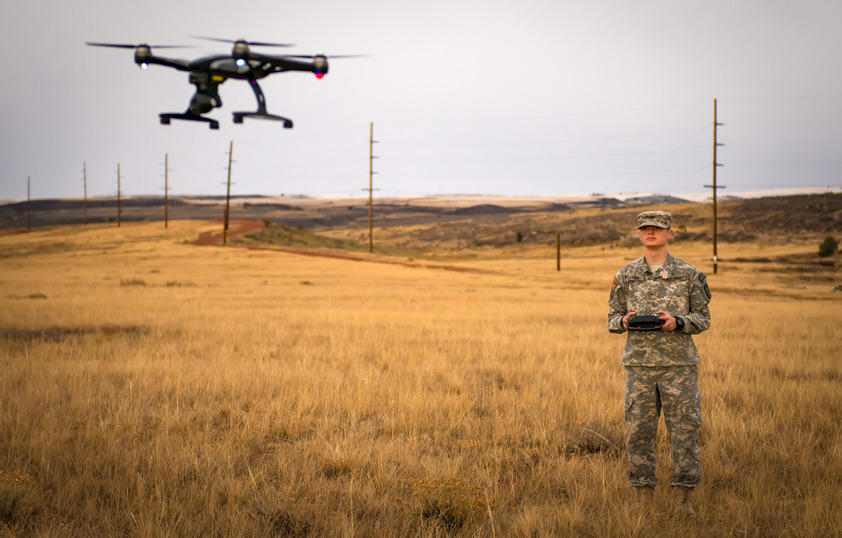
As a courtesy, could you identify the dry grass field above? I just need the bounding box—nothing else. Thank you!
[1,212,840,536]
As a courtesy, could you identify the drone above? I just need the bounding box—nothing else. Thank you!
[87,37,347,129]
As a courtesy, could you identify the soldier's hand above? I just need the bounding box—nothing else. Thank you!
[656,310,676,331]
[622,311,637,330]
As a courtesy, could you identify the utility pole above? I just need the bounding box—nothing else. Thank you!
[704,99,726,274]
[362,122,380,253]
[163,153,171,228]
[27,177,31,232]
[117,163,122,228]
[223,141,234,245]
[82,162,88,225]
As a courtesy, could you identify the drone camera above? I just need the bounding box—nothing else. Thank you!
[189,93,219,115]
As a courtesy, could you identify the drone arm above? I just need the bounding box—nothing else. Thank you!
[141,56,191,71]
[253,53,328,76]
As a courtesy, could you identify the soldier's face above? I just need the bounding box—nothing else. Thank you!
[638,226,672,247]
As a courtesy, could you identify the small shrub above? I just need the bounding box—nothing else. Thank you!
[120,278,146,286]
[567,422,624,457]
[0,470,50,527]
[252,487,315,536]
[165,281,197,287]
[818,236,838,257]
[399,477,492,532]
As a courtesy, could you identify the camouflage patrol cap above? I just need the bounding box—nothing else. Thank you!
[637,210,671,229]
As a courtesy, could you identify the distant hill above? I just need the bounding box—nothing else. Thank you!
[621,194,693,205]
[1,193,840,250]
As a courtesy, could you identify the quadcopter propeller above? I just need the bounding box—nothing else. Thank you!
[86,42,188,49]
[190,36,295,48]
[278,53,366,78]
[86,42,190,68]
[282,54,365,59]
[191,36,298,66]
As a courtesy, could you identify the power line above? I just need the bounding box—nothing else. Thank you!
[377,100,712,126]
[728,141,842,147]
[728,122,842,127]
[726,160,842,167]
[719,93,842,103]
[388,164,711,182]
[382,126,711,148]
[388,146,711,164]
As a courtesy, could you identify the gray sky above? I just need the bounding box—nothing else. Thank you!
[2,0,842,201]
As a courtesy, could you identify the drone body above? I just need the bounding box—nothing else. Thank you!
[88,38,334,129]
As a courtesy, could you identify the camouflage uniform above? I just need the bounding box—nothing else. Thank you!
[608,212,711,489]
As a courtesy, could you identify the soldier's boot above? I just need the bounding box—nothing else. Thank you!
[674,486,696,519]
[634,485,655,507]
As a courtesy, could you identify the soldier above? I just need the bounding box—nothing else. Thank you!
[607,210,711,518]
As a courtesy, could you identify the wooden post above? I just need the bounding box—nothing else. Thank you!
[362,122,379,253]
[27,177,31,232]
[223,141,233,246]
[556,232,561,271]
[164,153,170,229]
[117,163,122,228]
[704,99,726,274]
[369,123,374,253]
[82,162,88,225]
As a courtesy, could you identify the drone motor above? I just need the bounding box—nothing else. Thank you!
[313,55,328,78]
[134,44,152,68]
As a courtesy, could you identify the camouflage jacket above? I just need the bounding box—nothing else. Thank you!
[608,254,711,366]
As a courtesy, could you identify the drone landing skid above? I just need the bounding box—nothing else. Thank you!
[232,112,293,129]
[159,113,220,130]
[233,79,293,128]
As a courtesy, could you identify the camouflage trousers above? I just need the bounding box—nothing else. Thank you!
[624,365,702,488]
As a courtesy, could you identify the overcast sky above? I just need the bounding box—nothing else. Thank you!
[2,0,842,201]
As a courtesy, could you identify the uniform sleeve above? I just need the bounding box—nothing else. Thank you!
[682,271,711,335]
[607,273,628,334]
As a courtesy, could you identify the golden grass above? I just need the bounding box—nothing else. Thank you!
[1,221,840,536]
